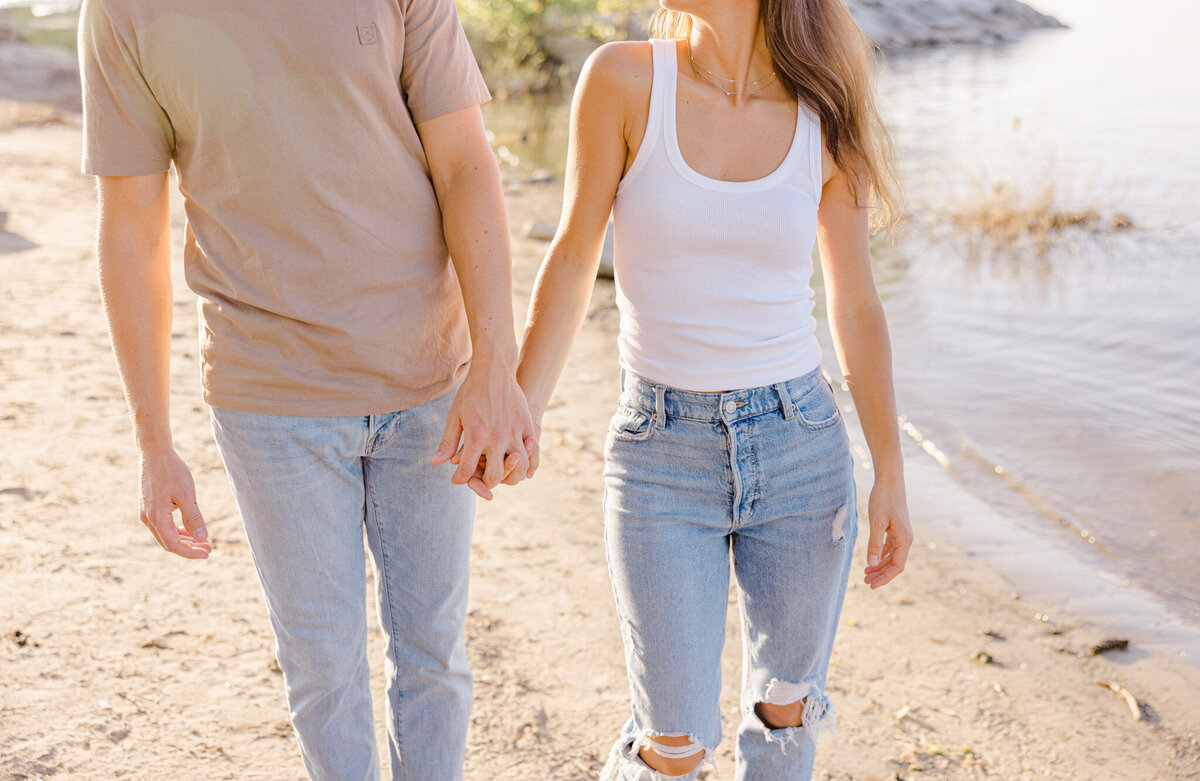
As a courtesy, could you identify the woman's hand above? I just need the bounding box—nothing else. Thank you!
[863,475,912,589]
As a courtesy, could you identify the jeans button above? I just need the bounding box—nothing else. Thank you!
[724,400,737,414]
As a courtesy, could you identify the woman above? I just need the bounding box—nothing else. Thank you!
[515,0,911,776]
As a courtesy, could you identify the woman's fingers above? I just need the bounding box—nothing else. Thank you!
[864,523,911,589]
[466,474,493,501]
[499,443,529,486]
[865,514,889,568]
[500,452,525,486]
[524,435,540,478]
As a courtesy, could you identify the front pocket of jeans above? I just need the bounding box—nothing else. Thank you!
[609,404,656,442]
[792,380,841,430]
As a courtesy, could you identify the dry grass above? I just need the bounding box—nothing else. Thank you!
[949,181,1134,244]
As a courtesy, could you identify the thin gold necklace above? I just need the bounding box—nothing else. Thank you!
[687,42,777,97]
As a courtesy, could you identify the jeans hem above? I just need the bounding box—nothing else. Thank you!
[599,732,717,781]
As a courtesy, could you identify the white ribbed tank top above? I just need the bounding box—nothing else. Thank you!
[611,38,825,392]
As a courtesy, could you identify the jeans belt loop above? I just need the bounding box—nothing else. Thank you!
[774,381,795,420]
[653,384,667,429]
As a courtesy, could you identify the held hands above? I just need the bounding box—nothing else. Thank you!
[432,360,540,501]
[863,475,913,589]
[138,448,212,559]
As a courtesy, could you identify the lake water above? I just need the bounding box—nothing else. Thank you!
[874,0,1200,624]
[486,0,1200,624]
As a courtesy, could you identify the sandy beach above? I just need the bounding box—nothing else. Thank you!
[2,89,1200,781]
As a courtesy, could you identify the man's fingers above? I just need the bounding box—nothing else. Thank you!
[432,415,464,465]
[452,443,484,485]
[177,495,208,542]
[144,504,209,559]
[141,509,169,550]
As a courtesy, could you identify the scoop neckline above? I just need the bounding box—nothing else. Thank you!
[661,39,805,193]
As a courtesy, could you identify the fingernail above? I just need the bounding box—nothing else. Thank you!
[868,554,880,566]
[194,527,208,541]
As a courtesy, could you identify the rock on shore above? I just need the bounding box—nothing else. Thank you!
[848,0,1064,49]
[541,0,1066,74]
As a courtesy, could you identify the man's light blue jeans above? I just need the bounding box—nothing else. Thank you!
[210,388,475,781]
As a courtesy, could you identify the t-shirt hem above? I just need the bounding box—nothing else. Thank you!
[408,83,492,125]
[203,372,466,417]
[82,157,173,177]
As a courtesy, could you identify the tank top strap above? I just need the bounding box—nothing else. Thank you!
[620,39,674,188]
[805,105,824,205]
[648,38,674,132]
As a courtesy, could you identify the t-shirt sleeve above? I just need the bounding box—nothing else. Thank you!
[78,0,174,175]
[399,0,491,124]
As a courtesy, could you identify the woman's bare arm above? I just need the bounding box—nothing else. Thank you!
[516,43,649,420]
[817,157,913,589]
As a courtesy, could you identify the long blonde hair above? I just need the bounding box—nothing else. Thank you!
[652,0,901,230]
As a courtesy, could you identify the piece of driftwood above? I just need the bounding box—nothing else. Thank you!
[1097,681,1142,721]
[1089,638,1129,656]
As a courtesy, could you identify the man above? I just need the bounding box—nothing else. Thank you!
[78,0,537,778]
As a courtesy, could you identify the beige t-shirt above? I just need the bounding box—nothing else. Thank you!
[79,0,490,415]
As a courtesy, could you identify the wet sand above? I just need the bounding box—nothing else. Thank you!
[2,107,1200,780]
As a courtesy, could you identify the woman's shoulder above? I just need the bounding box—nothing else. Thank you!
[578,40,656,102]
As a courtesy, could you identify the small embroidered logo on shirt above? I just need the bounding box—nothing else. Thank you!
[357,24,378,45]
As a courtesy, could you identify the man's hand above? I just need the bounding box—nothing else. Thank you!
[139,447,211,559]
[431,355,539,500]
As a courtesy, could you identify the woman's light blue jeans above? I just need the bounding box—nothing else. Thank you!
[600,368,858,781]
[210,388,475,781]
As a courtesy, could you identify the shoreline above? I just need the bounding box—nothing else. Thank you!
[894,415,1200,664]
[2,116,1199,777]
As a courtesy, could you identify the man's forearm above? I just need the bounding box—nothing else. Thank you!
[419,105,537,492]
[437,156,518,366]
[96,174,175,453]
